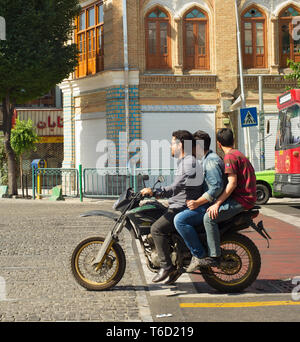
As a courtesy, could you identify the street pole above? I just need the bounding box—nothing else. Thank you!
[235,0,250,160]
[79,164,83,202]
[258,76,265,171]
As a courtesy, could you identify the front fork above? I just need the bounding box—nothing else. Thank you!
[92,219,126,270]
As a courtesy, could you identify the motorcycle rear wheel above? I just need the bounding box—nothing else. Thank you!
[202,233,261,293]
[71,236,126,291]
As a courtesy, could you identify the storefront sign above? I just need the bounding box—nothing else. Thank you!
[16,109,63,137]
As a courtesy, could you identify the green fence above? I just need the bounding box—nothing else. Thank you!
[83,168,175,198]
[32,167,175,199]
[32,168,78,199]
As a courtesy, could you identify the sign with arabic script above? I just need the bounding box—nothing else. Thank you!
[16,109,63,136]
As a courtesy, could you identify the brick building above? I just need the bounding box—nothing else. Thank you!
[59,0,299,172]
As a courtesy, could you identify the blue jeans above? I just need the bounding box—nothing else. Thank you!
[174,204,209,259]
[174,198,244,259]
[203,198,244,257]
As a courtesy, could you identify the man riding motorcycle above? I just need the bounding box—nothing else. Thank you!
[140,130,203,284]
[174,130,226,271]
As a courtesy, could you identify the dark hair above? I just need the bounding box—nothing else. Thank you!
[172,130,195,153]
[193,130,211,151]
[216,128,234,147]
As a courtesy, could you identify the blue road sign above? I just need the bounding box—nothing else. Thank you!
[240,107,258,127]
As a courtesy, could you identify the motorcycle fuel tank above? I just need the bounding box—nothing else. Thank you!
[126,201,166,235]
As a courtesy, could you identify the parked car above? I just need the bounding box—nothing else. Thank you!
[255,169,282,205]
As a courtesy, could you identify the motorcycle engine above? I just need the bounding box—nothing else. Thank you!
[146,234,160,267]
[146,234,178,268]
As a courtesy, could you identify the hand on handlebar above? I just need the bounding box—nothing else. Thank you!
[140,188,153,198]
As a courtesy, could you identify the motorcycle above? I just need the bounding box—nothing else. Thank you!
[71,175,271,293]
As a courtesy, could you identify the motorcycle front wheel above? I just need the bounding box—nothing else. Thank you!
[202,233,261,293]
[71,236,126,291]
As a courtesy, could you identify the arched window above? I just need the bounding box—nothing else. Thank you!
[279,5,300,68]
[145,8,171,70]
[242,6,267,69]
[183,7,209,70]
[76,2,104,78]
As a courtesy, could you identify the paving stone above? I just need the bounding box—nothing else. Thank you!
[0,199,152,322]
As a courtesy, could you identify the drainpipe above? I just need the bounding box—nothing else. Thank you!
[235,0,251,161]
[122,0,130,150]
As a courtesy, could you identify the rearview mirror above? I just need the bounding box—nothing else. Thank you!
[157,175,165,183]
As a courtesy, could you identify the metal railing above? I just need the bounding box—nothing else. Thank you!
[32,168,78,199]
[83,168,175,198]
[31,166,175,199]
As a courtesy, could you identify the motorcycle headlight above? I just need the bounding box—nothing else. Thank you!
[113,199,119,210]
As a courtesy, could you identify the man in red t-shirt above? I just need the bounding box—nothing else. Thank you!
[196,128,257,267]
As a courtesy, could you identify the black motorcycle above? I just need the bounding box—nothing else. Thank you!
[71,176,271,293]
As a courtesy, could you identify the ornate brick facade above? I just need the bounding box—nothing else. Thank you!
[60,0,299,168]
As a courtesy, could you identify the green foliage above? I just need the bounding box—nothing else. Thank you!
[10,118,39,156]
[0,0,81,103]
[284,59,300,89]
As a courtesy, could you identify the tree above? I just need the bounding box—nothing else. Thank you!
[11,118,39,195]
[0,135,8,185]
[285,58,300,89]
[0,0,80,195]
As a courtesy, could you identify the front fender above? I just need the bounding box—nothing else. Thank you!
[80,210,119,221]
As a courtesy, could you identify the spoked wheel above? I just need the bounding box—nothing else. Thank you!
[202,233,261,293]
[71,237,126,291]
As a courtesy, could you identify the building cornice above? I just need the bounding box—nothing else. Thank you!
[59,70,140,97]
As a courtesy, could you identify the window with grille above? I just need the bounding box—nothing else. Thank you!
[242,7,267,69]
[183,7,209,70]
[76,2,104,78]
[279,5,300,68]
[145,7,171,70]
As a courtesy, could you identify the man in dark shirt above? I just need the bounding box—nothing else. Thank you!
[140,130,203,283]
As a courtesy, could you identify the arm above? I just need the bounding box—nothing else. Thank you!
[206,173,237,219]
[187,159,223,210]
[141,157,200,199]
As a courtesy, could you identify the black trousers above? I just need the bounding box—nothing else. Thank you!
[150,208,181,268]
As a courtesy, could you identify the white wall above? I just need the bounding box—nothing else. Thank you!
[141,105,216,170]
[75,112,106,169]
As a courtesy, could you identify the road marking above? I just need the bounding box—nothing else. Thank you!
[135,241,198,296]
[260,206,300,229]
[135,241,297,299]
[180,300,300,308]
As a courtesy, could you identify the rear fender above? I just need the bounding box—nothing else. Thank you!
[80,210,119,221]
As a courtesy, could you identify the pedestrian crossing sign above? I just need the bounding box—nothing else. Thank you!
[240,107,258,127]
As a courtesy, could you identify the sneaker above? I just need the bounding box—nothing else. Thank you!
[197,256,221,268]
[186,256,206,273]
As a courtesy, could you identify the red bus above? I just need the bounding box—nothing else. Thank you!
[274,89,300,197]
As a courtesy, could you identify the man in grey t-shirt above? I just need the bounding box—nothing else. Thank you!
[140,130,203,283]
